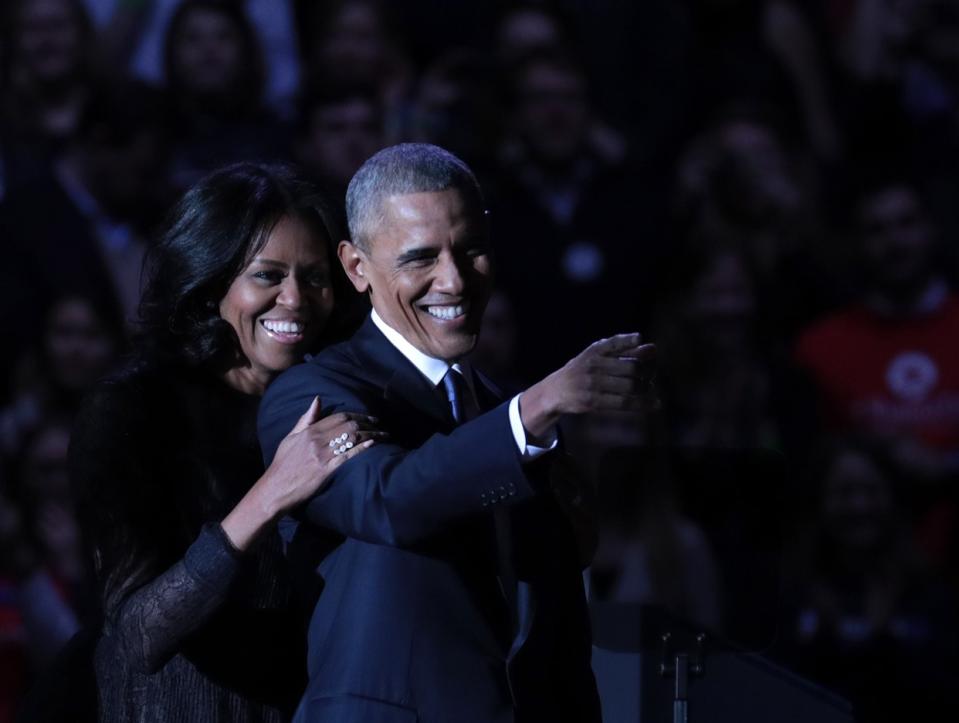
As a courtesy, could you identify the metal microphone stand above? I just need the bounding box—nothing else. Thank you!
[659,631,706,723]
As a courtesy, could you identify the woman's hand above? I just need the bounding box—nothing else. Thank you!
[221,397,383,550]
[261,396,383,512]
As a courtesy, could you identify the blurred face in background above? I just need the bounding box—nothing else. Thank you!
[299,97,383,190]
[857,185,934,297]
[85,124,165,220]
[44,296,120,392]
[171,6,244,96]
[683,251,756,357]
[822,450,894,555]
[717,120,801,221]
[496,8,563,63]
[514,60,590,167]
[13,0,85,88]
[318,1,388,85]
[20,419,84,579]
[22,422,71,502]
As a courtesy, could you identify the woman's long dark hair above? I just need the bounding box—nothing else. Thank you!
[79,164,351,610]
[136,162,351,370]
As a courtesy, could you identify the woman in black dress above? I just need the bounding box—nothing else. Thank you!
[70,163,378,722]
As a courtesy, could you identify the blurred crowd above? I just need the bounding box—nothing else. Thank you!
[1,1,959,721]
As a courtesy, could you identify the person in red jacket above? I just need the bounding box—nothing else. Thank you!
[796,180,959,564]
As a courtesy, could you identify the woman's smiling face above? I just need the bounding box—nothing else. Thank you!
[219,214,335,394]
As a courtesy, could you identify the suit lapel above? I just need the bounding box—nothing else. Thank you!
[471,368,504,413]
[351,316,454,429]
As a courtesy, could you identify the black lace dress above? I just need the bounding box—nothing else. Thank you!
[70,362,306,723]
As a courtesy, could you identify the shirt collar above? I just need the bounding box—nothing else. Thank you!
[370,309,468,387]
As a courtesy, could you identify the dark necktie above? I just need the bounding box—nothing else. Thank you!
[442,367,466,424]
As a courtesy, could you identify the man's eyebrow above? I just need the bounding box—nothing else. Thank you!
[395,246,436,264]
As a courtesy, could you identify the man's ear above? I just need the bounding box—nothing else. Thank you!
[338,240,370,294]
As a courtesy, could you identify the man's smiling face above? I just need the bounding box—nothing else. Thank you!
[343,188,492,362]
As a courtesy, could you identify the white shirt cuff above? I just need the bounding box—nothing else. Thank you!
[508,394,558,460]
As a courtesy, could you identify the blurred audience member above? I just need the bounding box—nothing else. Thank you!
[161,0,287,191]
[1,293,124,459]
[467,289,523,394]
[0,415,97,723]
[294,83,384,199]
[87,0,301,120]
[490,47,656,380]
[821,0,959,199]
[832,0,920,83]
[578,415,722,631]
[0,0,95,194]
[796,182,959,470]
[675,110,843,343]
[298,0,412,137]
[780,436,958,723]
[684,0,841,162]
[0,82,163,401]
[654,247,814,455]
[405,49,501,173]
[10,416,91,624]
[796,179,959,563]
[494,2,572,66]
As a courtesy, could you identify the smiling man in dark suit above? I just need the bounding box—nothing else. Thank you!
[258,143,655,723]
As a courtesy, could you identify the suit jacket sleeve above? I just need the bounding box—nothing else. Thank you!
[258,362,540,547]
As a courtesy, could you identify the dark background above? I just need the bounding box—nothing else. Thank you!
[2,2,959,721]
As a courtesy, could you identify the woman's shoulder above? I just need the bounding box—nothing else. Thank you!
[84,359,169,411]
[77,358,207,438]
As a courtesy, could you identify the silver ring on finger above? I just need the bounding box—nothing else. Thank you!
[329,431,353,456]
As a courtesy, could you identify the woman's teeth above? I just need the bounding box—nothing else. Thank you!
[262,320,304,334]
[426,305,465,320]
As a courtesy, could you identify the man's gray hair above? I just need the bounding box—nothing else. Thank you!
[345,143,484,250]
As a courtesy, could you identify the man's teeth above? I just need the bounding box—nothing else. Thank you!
[426,305,465,320]
[262,320,304,334]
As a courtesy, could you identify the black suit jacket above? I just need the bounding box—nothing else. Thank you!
[258,316,600,723]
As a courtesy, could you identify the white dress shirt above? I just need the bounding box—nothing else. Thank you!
[371,310,556,460]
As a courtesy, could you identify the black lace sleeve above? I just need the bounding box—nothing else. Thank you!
[109,524,243,674]
[71,373,245,674]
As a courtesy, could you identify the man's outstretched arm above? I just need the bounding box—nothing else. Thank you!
[257,333,657,548]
